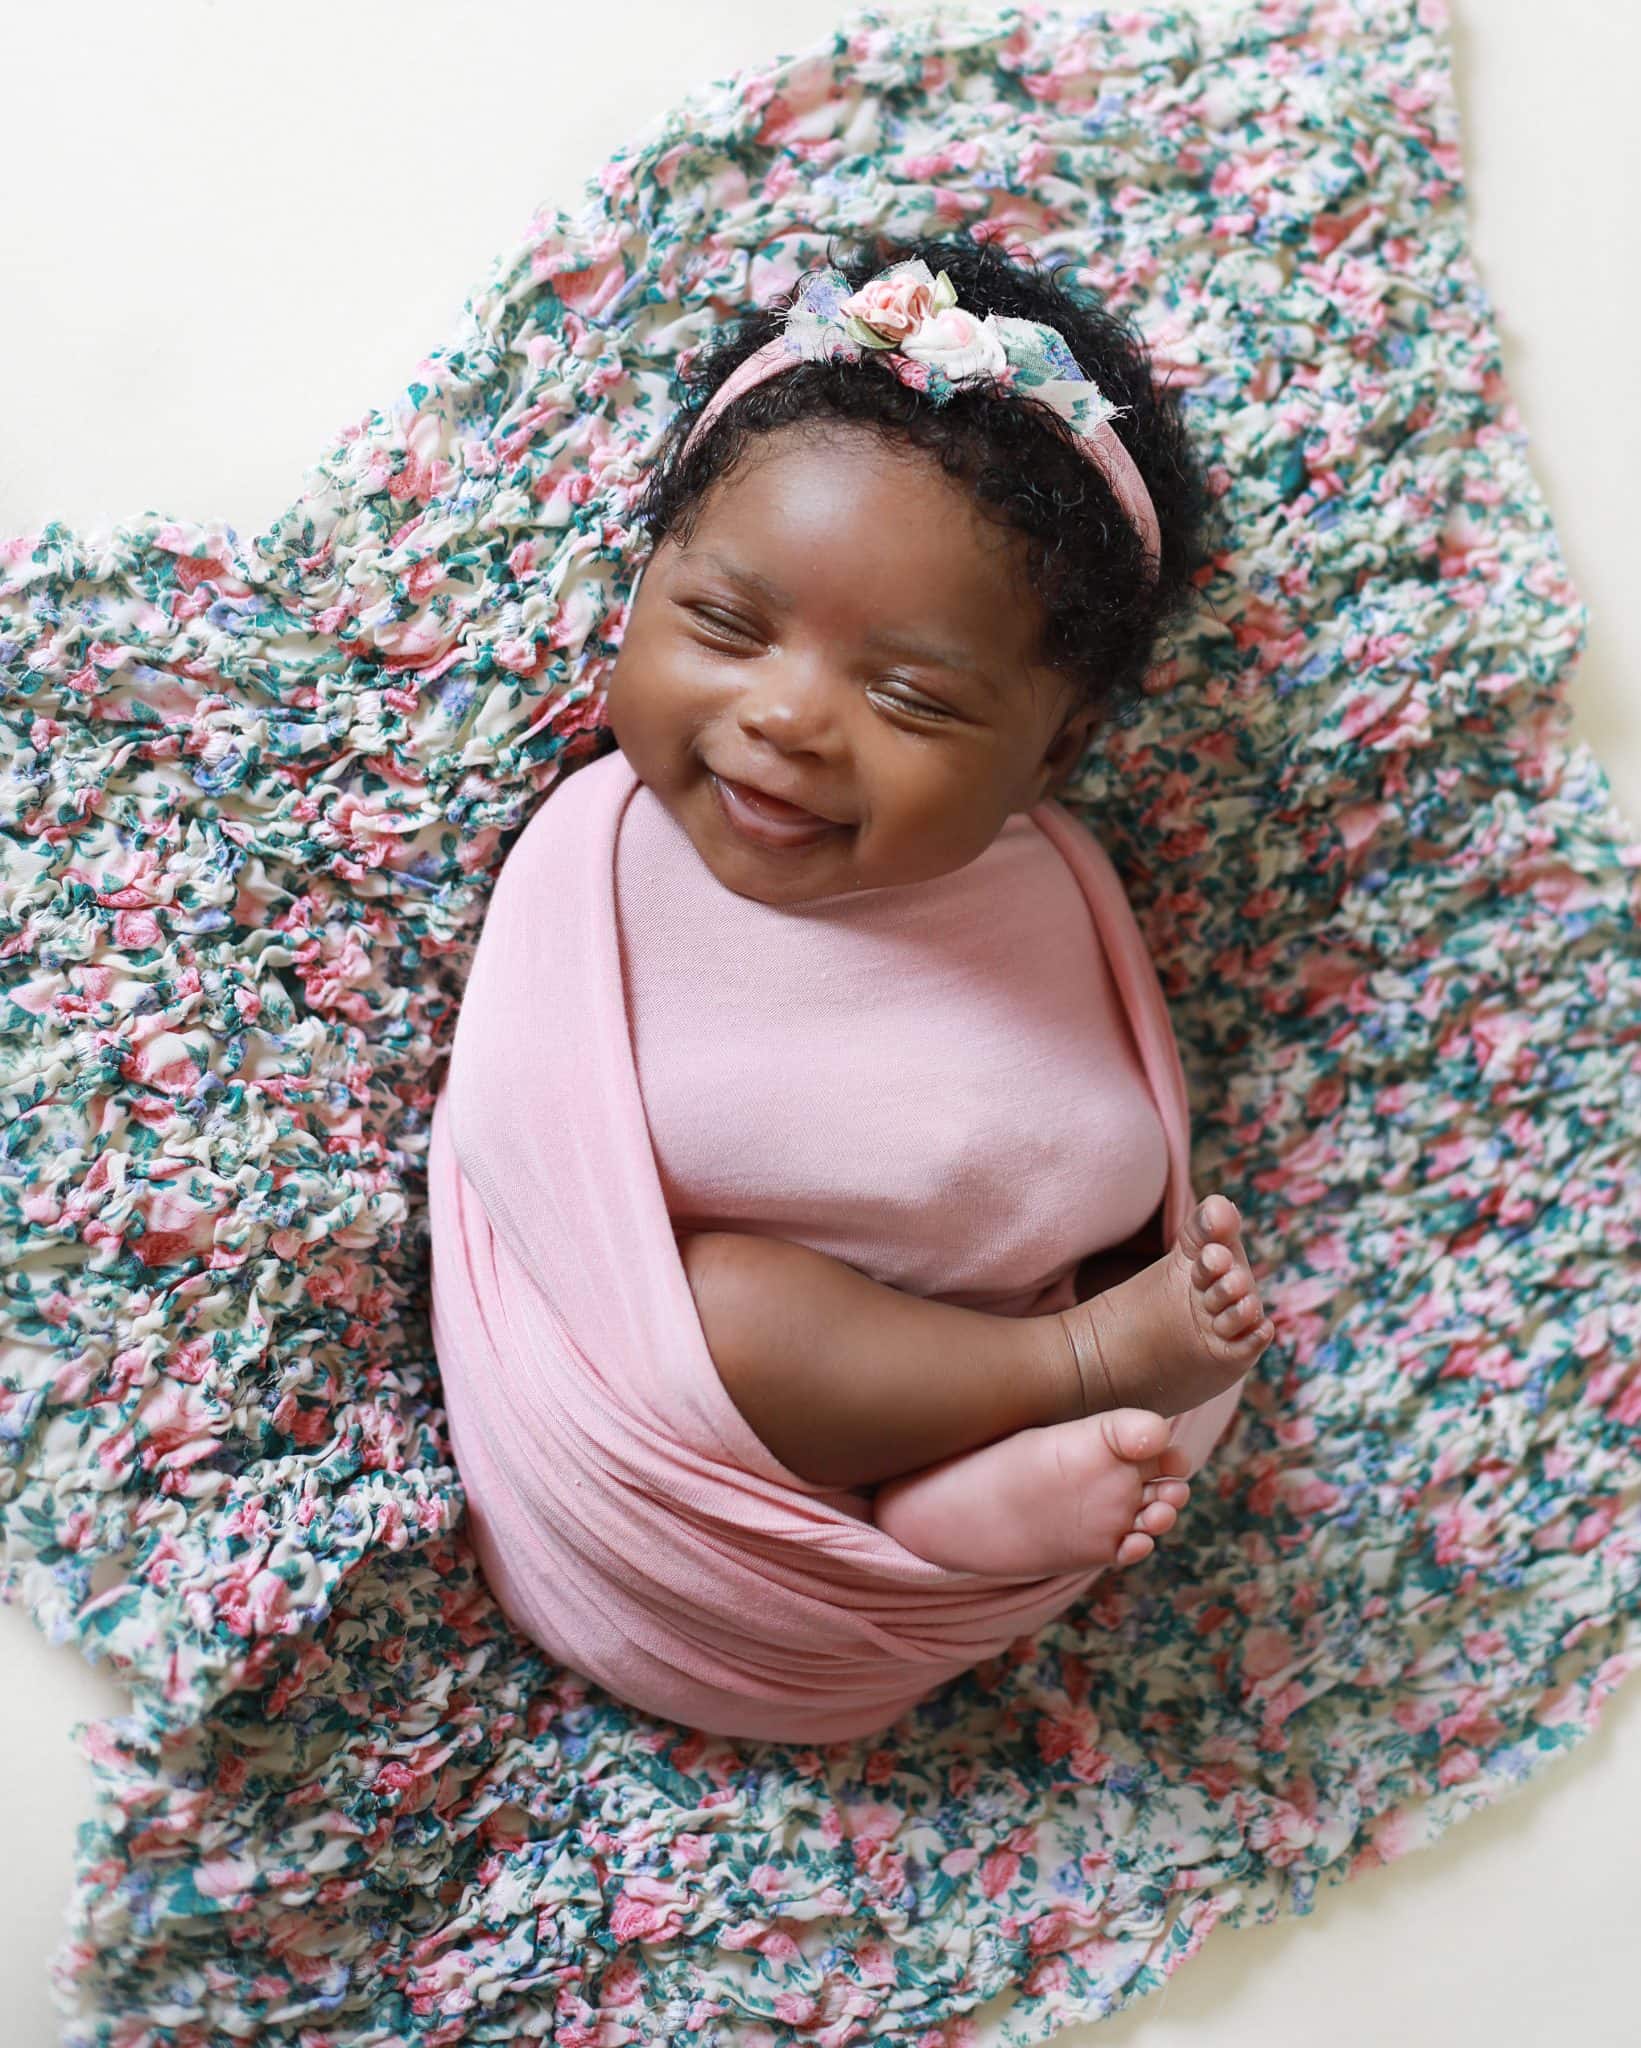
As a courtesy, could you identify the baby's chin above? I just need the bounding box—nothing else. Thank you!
[693,820,866,907]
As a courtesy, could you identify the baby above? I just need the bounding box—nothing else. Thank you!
[599,233,1275,1582]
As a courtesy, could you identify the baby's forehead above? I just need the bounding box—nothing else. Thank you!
[688,455,1041,602]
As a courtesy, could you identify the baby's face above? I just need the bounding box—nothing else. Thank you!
[603,422,1097,908]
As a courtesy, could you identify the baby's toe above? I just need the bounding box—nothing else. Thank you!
[1202,1264,1252,1314]
[1099,1409,1171,1465]
[1136,1499,1177,1537]
[1213,1293,1264,1338]
[1195,1195,1241,1246]
[1194,1240,1234,1287]
[1143,1477,1191,1510]
[1115,1531,1155,1568]
[1177,1194,1243,1265]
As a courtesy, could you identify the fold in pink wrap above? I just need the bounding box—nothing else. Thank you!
[428,748,1202,1742]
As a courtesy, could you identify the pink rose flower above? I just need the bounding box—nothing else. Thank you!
[839,271,938,343]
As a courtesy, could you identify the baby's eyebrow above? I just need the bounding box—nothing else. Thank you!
[688,548,999,698]
[864,624,999,696]
[692,551,792,607]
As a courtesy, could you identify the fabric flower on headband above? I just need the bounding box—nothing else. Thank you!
[679,257,1162,570]
[836,264,1008,380]
[798,258,1128,441]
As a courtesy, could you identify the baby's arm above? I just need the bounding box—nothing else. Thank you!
[679,1230,1087,1490]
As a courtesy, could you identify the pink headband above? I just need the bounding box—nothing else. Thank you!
[679,258,1161,574]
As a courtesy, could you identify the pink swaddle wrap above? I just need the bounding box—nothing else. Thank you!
[428,747,1205,1742]
[617,769,1170,1320]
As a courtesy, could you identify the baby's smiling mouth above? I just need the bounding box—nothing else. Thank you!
[712,769,844,824]
[710,773,849,848]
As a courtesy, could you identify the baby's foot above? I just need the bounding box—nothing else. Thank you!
[1069,1411,1195,1573]
[1057,1194,1274,1420]
[874,1408,1193,1578]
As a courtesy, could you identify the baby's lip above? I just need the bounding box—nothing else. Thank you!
[711,774,848,850]
[714,772,845,825]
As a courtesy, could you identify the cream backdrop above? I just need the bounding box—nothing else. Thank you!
[2,3,1636,2044]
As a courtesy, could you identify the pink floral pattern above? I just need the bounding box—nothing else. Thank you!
[1,0,1638,2042]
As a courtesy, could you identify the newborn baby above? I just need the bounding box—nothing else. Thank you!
[599,238,1275,1579]
[427,236,1277,1737]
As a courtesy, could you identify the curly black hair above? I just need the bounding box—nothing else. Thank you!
[628,230,1219,731]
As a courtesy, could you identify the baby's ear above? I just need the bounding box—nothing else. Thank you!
[1038,703,1099,796]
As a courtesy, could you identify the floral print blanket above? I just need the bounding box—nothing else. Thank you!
[2,2,1637,2042]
